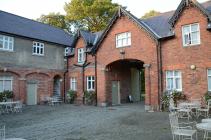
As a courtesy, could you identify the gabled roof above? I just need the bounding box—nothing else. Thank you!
[0,10,74,47]
[92,7,161,53]
[79,30,104,47]
[169,0,211,27]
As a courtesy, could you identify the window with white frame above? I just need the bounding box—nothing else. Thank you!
[182,23,200,46]
[207,69,211,91]
[33,42,44,56]
[0,76,13,92]
[70,77,77,91]
[0,35,14,51]
[116,32,131,48]
[86,76,95,91]
[166,71,182,91]
[78,48,85,64]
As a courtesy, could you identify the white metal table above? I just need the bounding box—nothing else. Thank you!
[202,118,211,123]
[0,101,20,114]
[196,123,211,140]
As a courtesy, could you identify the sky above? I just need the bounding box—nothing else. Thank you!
[0,0,209,20]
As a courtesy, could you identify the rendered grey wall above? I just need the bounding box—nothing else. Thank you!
[0,36,65,70]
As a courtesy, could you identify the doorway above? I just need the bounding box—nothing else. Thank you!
[27,83,37,105]
[112,81,120,105]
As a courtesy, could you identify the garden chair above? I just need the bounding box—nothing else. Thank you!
[197,99,211,118]
[177,103,192,121]
[169,113,197,140]
[169,97,180,112]
[0,125,5,140]
[14,101,22,113]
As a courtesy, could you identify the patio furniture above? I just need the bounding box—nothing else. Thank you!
[202,118,211,123]
[196,123,211,140]
[197,100,211,118]
[169,113,198,140]
[169,98,180,112]
[0,101,22,114]
[177,102,192,120]
[13,101,22,113]
[0,125,5,140]
[49,96,62,106]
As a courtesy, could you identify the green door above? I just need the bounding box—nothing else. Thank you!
[131,68,140,102]
[27,83,37,105]
[112,81,120,105]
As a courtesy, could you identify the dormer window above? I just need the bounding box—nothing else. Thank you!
[78,48,85,64]
[182,23,200,46]
[116,32,131,48]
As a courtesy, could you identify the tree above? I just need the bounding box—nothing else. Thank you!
[64,0,119,32]
[141,10,160,19]
[37,12,71,33]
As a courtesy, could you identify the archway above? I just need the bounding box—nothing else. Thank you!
[105,59,145,105]
[53,75,62,97]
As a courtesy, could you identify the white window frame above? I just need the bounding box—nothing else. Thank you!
[116,32,131,48]
[166,70,182,91]
[182,23,200,47]
[70,77,77,91]
[78,48,85,64]
[32,41,44,56]
[0,35,14,52]
[0,76,13,92]
[86,76,95,91]
[207,69,211,91]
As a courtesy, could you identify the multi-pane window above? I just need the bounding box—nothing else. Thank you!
[207,69,211,91]
[33,42,44,56]
[70,77,77,91]
[78,48,85,64]
[0,76,13,92]
[87,76,95,91]
[0,35,14,51]
[182,23,200,46]
[166,71,182,91]
[116,32,131,48]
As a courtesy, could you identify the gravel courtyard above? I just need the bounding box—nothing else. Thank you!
[0,103,172,140]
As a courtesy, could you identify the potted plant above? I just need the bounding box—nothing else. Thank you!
[204,91,211,103]
[66,90,77,104]
[84,90,96,105]
[161,91,170,111]
[171,90,186,107]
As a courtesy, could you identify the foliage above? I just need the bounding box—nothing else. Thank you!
[171,90,186,106]
[141,10,160,19]
[66,90,77,103]
[84,90,96,105]
[161,90,186,111]
[0,90,14,102]
[37,12,72,33]
[64,0,119,32]
[204,91,211,102]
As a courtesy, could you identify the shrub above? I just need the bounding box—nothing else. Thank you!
[66,90,77,104]
[0,90,13,102]
[204,91,211,102]
[84,90,96,105]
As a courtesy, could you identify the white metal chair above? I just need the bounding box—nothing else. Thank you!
[177,103,192,121]
[0,125,5,140]
[169,113,197,140]
[14,101,22,113]
[197,99,211,118]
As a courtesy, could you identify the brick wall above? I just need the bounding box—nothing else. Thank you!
[162,5,211,100]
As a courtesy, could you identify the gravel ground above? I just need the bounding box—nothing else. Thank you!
[1,103,173,140]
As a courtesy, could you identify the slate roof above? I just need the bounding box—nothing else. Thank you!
[80,30,104,47]
[142,0,211,38]
[0,10,74,47]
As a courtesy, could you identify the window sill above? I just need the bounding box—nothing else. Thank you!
[32,54,44,57]
[0,49,14,52]
[183,43,200,47]
[116,45,131,48]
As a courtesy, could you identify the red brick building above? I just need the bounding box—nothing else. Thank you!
[67,0,211,110]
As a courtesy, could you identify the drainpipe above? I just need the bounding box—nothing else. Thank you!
[156,41,163,111]
[82,49,88,104]
[94,54,98,106]
[63,56,69,103]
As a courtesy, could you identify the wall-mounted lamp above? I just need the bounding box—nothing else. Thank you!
[120,49,125,55]
[190,65,196,70]
[143,64,151,68]
[59,79,63,82]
